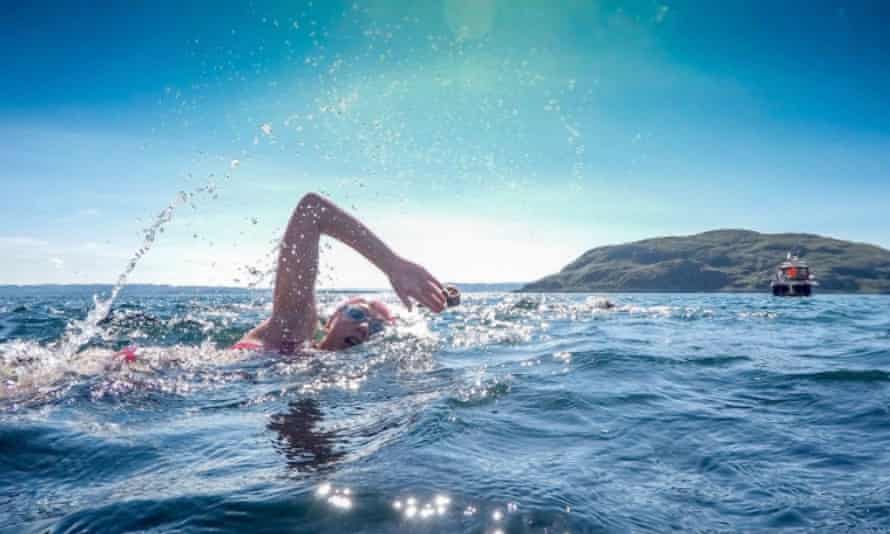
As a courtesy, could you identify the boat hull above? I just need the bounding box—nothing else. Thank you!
[771,282,812,297]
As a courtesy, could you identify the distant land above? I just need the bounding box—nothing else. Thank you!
[520,230,890,293]
[446,282,524,292]
[0,282,524,297]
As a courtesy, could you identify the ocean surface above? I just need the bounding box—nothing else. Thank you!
[2,287,890,533]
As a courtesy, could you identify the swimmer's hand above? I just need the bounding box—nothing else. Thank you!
[388,258,446,312]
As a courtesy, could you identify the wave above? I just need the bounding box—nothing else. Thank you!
[783,369,890,383]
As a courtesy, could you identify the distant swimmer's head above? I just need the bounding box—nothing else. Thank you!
[318,297,394,351]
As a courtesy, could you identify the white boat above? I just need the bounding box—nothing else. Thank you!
[771,253,817,297]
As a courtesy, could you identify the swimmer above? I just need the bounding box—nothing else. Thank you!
[233,193,450,354]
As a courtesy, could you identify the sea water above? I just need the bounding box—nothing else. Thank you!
[2,287,890,532]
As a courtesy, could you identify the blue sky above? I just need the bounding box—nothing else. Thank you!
[2,1,888,287]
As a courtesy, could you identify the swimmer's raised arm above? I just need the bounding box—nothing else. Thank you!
[261,193,446,348]
[237,193,447,352]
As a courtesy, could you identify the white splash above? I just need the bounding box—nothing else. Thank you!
[57,183,218,361]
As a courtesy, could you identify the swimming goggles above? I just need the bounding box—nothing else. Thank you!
[341,304,385,335]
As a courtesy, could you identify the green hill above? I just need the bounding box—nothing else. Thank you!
[520,230,890,293]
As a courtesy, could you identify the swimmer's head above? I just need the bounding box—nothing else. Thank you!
[318,297,394,351]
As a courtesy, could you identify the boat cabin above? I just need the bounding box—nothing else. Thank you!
[778,263,810,281]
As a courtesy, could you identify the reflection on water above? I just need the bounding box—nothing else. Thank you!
[268,398,345,472]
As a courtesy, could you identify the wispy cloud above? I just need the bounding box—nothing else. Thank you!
[0,236,50,248]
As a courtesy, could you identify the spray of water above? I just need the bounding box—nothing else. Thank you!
[57,183,218,359]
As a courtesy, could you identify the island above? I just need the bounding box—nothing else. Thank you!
[520,230,890,293]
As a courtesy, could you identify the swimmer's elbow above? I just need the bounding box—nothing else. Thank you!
[289,193,326,228]
[297,192,324,210]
